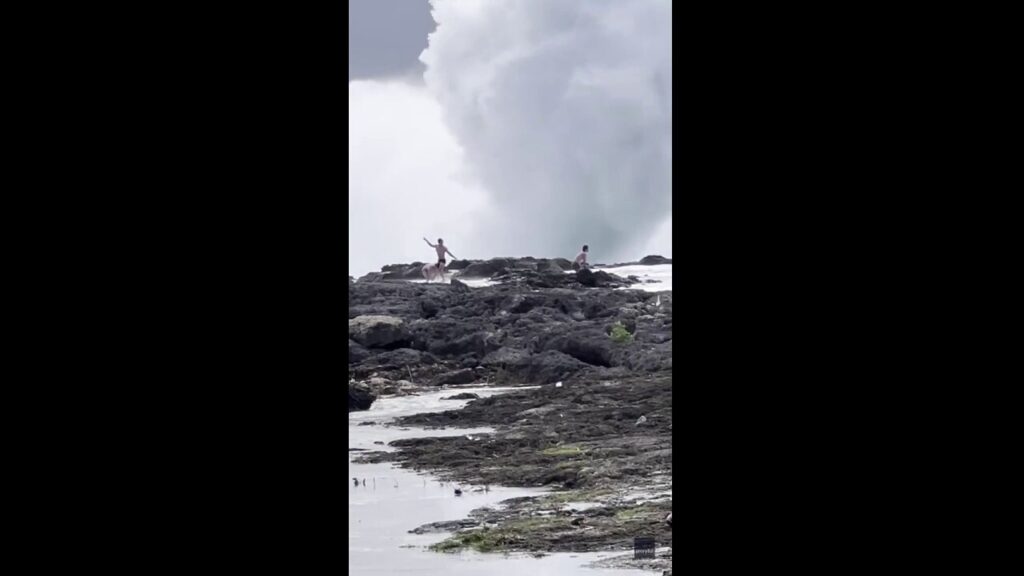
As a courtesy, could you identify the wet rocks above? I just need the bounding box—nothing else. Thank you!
[458,258,517,278]
[355,262,430,281]
[548,257,574,271]
[348,258,673,565]
[480,346,530,367]
[605,254,673,267]
[349,315,411,349]
[431,493,673,555]
[639,255,672,265]
[355,271,387,283]
[576,268,634,288]
[576,268,597,287]
[349,339,371,364]
[415,325,495,358]
[349,280,669,385]
[380,262,429,279]
[491,269,576,289]
[542,329,615,367]
[442,392,480,401]
[496,350,588,384]
[409,519,479,534]
[347,382,375,412]
[431,368,477,386]
[388,373,671,484]
[359,347,433,370]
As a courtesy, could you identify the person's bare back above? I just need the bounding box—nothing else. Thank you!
[573,244,590,270]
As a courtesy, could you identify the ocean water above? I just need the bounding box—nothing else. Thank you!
[407,264,672,292]
[599,263,672,293]
[349,388,652,575]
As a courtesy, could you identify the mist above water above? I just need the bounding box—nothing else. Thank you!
[422,0,672,263]
[348,0,671,278]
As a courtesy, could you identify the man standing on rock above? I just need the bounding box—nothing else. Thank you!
[423,237,457,281]
[573,244,590,271]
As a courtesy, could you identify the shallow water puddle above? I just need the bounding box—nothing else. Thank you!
[562,501,605,512]
[349,388,651,575]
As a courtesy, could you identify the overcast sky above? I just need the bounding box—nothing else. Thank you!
[348,0,434,81]
[349,0,672,277]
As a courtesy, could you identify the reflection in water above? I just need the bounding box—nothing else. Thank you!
[349,388,651,575]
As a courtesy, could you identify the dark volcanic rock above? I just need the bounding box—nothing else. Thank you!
[459,258,516,278]
[410,519,479,534]
[639,255,672,265]
[380,262,428,279]
[348,382,375,412]
[391,373,673,490]
[410,319,498,358]
[534,258,568,274]
[432,368,477,386]
[419,298,440,319]
[550,257,573,270]
[492,269,575,289]
[577,268,597,287]
[543,329,615,367]
[442,392,481,401]
[349,339,371,364]
[497,350,588,384]
[348,259,670,387]
[576,268,635,288]
[349,261,673,561]
[501,293,546,314]
[349,315,411,349]
[355,262,429,282]
[481,346,530,367]
[359,347,435,370]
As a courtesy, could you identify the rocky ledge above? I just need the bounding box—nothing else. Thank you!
[348,265,671,393]
[348,382,375,412]
[354,255,670,288]
[348,256,672,566]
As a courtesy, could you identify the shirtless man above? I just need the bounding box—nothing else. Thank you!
[573,244,590,271]
[423,237,457,281]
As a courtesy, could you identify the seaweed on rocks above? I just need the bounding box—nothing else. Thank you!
[349,255,673,562]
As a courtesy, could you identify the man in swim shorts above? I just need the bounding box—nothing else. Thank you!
[423,237,457,280]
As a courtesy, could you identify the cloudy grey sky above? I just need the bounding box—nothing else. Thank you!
[348,0,434,81]
[349,0,672,278]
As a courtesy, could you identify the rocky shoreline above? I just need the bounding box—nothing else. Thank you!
[349,256,672,573]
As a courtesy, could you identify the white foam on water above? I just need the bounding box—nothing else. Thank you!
[350,389,652,575]
[562,501,604,512]
[350,387,535,451]
[399,264,673,292]
[600,264,672,293]
[405,277,498,288]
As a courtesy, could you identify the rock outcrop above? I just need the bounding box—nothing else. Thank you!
[348,315,411,349]
[347,262,671,386]
[348,382,375,412]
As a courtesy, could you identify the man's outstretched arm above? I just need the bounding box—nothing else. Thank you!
[423,237,436,248]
